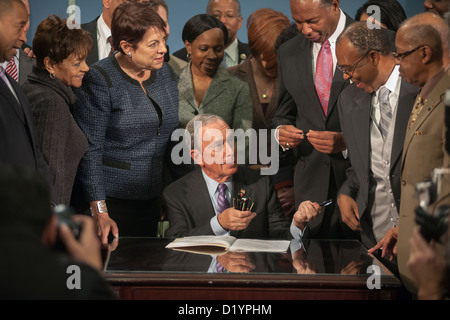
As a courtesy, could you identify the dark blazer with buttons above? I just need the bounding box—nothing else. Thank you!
[73,56,179,201]
[272,14,354,238]
[163,166,291,240]
[337,80,418,248]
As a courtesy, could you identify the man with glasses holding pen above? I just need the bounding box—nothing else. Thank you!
[335,22,418,274]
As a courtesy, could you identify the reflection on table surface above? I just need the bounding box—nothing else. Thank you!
[104,237,395,277]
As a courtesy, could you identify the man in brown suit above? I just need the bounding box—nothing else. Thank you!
[369,13,450,295]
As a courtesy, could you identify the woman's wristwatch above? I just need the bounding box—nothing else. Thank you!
[90,200,108,215]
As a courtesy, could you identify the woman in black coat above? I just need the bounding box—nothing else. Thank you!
[22,15,93,205]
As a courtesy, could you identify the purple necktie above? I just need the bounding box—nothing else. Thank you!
[0,66,7,84]
[217,183,230,214]
[315,40,333,115]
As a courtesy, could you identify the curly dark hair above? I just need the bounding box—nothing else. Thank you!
[338,21,391,56]
[32,14,93,69]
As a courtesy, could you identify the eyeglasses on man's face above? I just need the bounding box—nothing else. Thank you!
[337,50,371,76]
[392,45,426,61]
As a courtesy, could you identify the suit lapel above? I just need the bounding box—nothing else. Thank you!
[325,14,354,118]
[350,91,371,172]
[0,74,25,122]
[185,168,216,222]
[178,65,198,111]
[390,80,417,169]
[327,68,347,117]
[402,72,449,168]
[264,81,279,126]
[200,68,228,108]
[298,37,326,121]
[83,17,100,65]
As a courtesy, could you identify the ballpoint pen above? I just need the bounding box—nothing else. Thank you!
[319,199,333,207]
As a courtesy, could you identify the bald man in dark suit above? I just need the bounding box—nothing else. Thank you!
[272,0,354,239]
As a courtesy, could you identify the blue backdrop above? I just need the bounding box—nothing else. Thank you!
[27,0,424,54]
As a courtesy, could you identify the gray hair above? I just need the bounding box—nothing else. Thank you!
[399,13,447,60]
[185,114,226,150]
[337,21,391,56]
[401,23,443,62]
[293,0,334,8]
[206,0,242,17]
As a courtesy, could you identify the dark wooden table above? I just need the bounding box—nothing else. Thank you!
[104,238,402,300]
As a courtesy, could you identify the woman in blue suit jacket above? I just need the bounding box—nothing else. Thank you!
[74,2,178,244]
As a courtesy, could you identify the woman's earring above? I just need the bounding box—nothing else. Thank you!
[49,73,55,80]
[128,52,132,58]
[186,52,191,61]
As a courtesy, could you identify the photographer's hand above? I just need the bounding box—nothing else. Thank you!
[59,215,103,272]
[408,227,445,300]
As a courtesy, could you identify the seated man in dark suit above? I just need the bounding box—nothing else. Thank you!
[0,166,116,299]
[163,114,322,239]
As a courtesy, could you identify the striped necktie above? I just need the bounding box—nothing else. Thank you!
[378,86,392,139]
[5,58,18,82]
[217,183,230,214]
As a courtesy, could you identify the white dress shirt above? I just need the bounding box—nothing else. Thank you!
[371,65,401,127]
[224,38,239,67]
[96,14,112,61]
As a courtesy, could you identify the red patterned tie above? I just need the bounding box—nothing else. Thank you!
[5,58,18,82]
[315,40,333,115]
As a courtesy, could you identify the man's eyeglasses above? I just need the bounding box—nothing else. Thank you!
[392,45,425,61]
[337,50,371,76]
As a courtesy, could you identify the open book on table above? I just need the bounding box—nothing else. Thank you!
[165,235,290,255]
